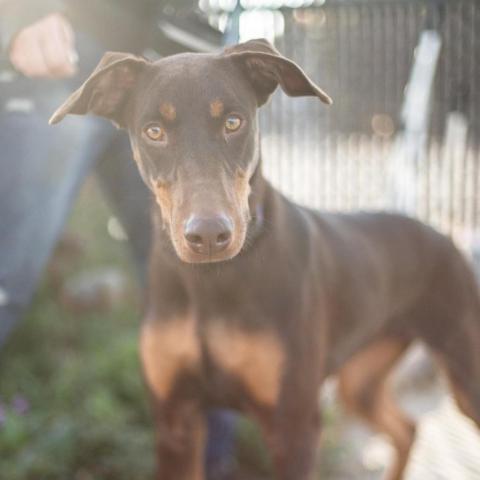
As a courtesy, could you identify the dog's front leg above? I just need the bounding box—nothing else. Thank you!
[152,399,206,480]
[140,317,205,480]
[261,330,325,480]
[205,321,324,479]
[244,351,323,480]
[256,395,322,480]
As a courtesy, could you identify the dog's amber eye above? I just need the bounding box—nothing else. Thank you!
[224,115,242,133]
[145,125,165,142]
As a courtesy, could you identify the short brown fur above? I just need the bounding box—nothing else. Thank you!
[51,38,480,480]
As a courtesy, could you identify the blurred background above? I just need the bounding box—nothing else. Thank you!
[1,0,480,478]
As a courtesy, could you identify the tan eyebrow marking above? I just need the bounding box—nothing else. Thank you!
[159,102,176,122]
[210,99,224,118]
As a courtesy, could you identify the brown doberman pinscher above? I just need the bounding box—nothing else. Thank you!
[50,39,480,480]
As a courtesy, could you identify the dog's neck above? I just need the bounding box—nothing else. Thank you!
[147,153,284,318]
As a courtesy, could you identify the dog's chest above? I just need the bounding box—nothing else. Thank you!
[140,315,285,407]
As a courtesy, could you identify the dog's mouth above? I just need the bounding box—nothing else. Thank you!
[174,243,245,264]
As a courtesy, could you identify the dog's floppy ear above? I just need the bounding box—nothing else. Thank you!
[49,52,149,128]
[223,38,332,107]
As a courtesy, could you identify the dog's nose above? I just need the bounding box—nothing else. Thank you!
[184,214,233,255]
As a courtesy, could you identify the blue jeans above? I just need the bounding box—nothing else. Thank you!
[0,34,235,477]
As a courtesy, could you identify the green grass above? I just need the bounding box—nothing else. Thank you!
[0,179,155,480]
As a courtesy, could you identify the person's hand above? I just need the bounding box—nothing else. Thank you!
[9,13,78,79]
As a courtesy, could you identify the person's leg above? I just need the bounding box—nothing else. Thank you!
[0,28,125,347]
[205,410,237,479]
[0,45,117,347]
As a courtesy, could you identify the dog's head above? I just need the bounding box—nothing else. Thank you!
[50,39,331,264]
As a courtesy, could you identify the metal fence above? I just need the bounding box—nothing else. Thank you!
[204,0,480,250]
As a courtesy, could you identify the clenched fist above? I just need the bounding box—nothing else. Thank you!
[9,13,78,79]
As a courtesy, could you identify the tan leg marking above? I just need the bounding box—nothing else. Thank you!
[338,337,415,480]
[206,323,285,406]
[449,383,480,427]
[435,353,480,428]
[140,317,201,400]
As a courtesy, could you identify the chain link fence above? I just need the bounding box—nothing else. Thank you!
[203,0,480,249]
